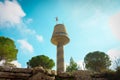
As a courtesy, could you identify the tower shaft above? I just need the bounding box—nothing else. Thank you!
[57,44,64,73]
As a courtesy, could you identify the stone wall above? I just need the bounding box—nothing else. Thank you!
[56,70,107,80]
[0,67,32,80]
[0,66,56,80]
[0,67,107,80]
[29,67,55,80]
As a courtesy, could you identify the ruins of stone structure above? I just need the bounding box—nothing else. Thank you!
[0,66,107,80]
[0,67,56,80]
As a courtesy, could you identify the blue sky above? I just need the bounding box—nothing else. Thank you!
[0,0,120,69]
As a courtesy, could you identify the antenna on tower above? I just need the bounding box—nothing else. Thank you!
[56,17,58,24]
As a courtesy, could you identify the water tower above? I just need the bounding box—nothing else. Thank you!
[51,20,70,73]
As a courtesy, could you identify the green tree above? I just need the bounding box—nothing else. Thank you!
[114,58,120,69]
[66,57,78,72]
[84,51,111,72]
[0,36,18,62]
[27,55,55,69]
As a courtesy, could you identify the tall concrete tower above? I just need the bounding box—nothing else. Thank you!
[51,23,70,73]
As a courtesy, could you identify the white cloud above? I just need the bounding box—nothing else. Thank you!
[65,63,69,71]
[17,39,34,53]
[0,0,44,44]
[0,0,25,27]
[0,0,35,35]
[81,9,107,28]
[17,27,44,43]
[25,18,33,24]
[108,12,120,69]
[0,60,5,66]
[0,0,36,36]
[109,12,120,40]
[10,60,21,68]
[107,48,120,61]
[77,60,86,70]
[0,60,21,68]
[17,25,36,35]
[107,48,120,69]
[36,35,43,42]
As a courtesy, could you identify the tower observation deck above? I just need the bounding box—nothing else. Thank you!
[51,23,70,74]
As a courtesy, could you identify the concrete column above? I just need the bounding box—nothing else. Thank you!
[57,44,64,74]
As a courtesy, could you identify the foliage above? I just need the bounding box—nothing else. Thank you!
[84,51,111,72]
[116,66,120,73]
[66,57,78,72]
[27,55,55,69]
[0,36,18,62]
[114,58,120,69]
